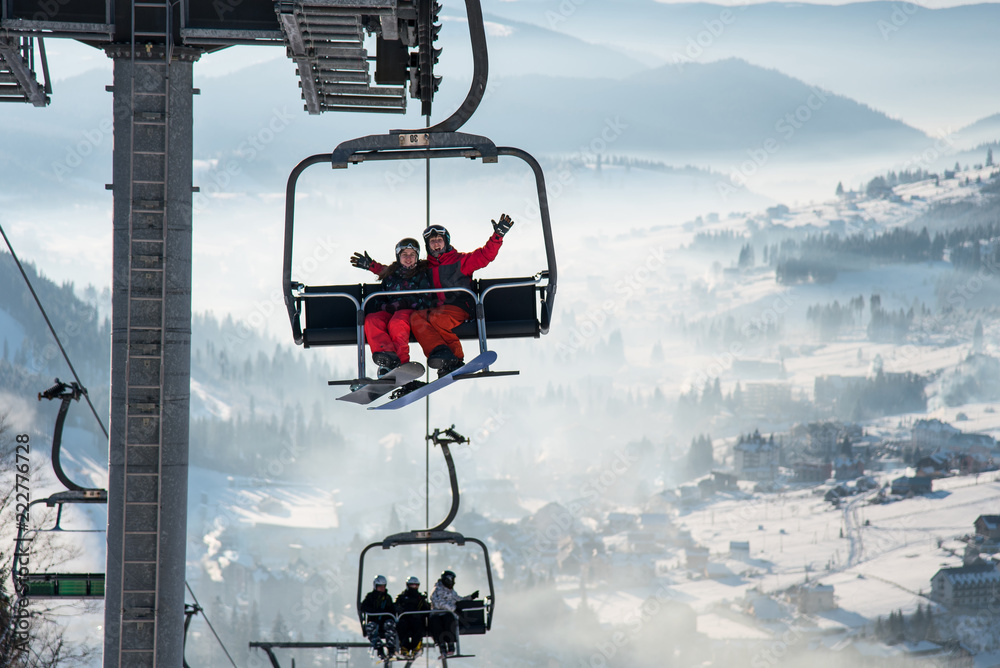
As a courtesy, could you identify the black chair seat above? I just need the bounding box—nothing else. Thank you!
[301,277,539,348]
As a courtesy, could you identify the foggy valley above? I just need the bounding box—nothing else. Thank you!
[3,0,1000,666]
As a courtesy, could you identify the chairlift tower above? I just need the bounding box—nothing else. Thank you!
[0,0,447,664]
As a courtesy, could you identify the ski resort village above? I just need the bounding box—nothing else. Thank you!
[8,2,1000,665]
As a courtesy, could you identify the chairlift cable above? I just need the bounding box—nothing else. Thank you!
[185,580,239,668]
[424,110,432,592]
[0,222,109,440]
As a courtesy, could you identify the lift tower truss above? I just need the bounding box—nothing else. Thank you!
[104,41,199,666]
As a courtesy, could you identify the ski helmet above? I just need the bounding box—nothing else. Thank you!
[406,576,420,587]
[395,237,420,261]
[422,225,450,254]
[440,570,456,587]
[373,575,388,588]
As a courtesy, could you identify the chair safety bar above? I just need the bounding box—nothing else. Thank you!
[293,279,541,378]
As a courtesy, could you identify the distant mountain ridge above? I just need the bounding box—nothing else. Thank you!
[0,3,981,198]
[483,0,1000,131]
[958,114,1000,150]
[457,58,928,159]
[0,56,930,197]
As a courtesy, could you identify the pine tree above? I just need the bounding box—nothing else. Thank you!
[251,601,262,639]
[272,611,292,641]
[836,181,844,197]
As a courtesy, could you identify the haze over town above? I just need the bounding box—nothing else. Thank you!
[3,1,1000,666]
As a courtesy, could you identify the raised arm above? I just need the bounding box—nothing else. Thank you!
[350,251,384,275]
[458,213,513,275]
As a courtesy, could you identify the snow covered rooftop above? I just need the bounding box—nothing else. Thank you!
[933,564,1000,586]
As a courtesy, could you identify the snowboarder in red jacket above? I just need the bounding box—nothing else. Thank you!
[412,214,514,377]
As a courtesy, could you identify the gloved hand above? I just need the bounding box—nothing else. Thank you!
[491,213,513,237]
[468,590,480,600]
[350,251,373,270]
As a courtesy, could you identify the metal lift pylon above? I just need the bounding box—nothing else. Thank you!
[103,35,199,667]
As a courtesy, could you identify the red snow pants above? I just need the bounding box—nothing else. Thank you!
[364,309,414,363]
[410,305,468,360]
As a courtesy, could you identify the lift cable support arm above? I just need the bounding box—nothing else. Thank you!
[427,424,468,532]
[0,222,108,438]
[38,379,105,492]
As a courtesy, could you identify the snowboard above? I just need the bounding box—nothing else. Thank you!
[335,362,425,404]
[370,351,498,410]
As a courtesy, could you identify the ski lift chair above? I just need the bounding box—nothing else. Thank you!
[10,381,107,601]
[356,427,494,655]
[281,0,556,380]
[282,131,557,380]
[357,529,495,655]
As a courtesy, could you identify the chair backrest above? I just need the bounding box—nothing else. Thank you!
[301,283,364,347]
[300,277,539,347]
[456,601,487,635]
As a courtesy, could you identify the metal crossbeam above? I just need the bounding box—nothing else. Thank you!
[0,36,49,106]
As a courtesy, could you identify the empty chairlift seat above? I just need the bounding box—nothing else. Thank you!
[456,599,487,634]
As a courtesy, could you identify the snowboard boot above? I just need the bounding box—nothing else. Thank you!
[373,351,401,377]
[437,356,465,378]
[426,345,454,369]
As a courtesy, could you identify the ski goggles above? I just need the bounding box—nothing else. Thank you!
[422,225,448,240]
[395,240,420,256]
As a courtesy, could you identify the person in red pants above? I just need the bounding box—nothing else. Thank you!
[350,238,432,376]
[411,214,514,377]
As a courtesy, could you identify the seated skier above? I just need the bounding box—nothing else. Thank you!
[410,214,514,379]
[360,575,399,660]
[429,569,479,657]
[350,238,432,376]
[395,575,431,658]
